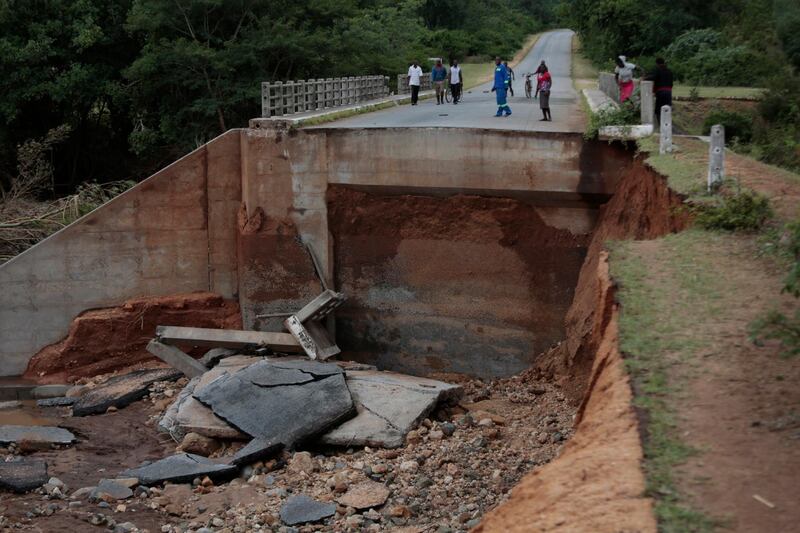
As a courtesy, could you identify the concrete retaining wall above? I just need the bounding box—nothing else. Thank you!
[0,130,242,376]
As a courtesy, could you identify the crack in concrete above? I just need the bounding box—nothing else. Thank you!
[359,402,402,432]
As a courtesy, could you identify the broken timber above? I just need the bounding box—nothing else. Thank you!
[155,326,302,353]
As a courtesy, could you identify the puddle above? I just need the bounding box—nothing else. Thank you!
[0,402,59,426]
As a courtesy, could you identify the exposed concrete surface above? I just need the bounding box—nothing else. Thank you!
[312,30,584,132]
[121,453,238,486]
[0,425,76,446]
[0,130,242,377]
[0,459,49,493]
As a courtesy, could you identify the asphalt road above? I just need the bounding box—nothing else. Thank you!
[313,29,585,132]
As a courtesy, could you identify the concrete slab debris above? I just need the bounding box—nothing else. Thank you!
[120,453,238,486]
[200,347,237,368]
[294,290,346,323]
[227,437,283,466]
[146,340,208,378]
[280,494,336,525]
[36,397,76,407]
[156,326,302,353]
[336,480,390,509]
[283,290,346,360]
[322,370,463,448]
[0,459,48,493]
[90,479,133,502]
[31,384,70,399]
[193,359,353,446]
[72,368,182,417]
[0,425,76,446]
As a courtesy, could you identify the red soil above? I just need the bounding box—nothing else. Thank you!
[477,158,687,532]
[23,292,241,384]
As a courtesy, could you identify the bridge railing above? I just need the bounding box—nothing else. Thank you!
[396,73,433,94]
[261,75,391,118]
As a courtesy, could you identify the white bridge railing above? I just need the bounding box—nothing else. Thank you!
[261,75,390,118]
[598,71,654,124]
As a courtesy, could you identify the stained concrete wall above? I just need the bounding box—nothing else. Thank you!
[0,130,242,376]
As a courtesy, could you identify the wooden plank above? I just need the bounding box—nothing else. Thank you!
[146,340,207,378]
[156,326,302,353]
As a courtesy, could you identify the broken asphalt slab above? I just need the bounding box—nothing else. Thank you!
[193,359,354,446]
[322,370,463,448]
[0,425,76,446]
[227,437,283,467]
[0,459,48,493]
[36,397,76,407]
[280,494,336,525]
[120,453,238,486]
[72,368,182,416]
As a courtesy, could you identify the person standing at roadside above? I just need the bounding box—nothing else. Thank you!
[645,57,674,127]
[492,57,511,117]
[431,59,447,105]
[534,60,547,98]
[407,61,423,106]
[503,61,516,96]
[614,55,636,103]
[538,66,552,121]
[449,60,462,104]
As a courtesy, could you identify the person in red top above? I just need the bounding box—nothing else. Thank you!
[537,67,552,121]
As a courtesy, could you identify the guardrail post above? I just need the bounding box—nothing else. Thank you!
[273,81,283,116]
[708,124,725,191]
[659,105,673,154]
[261,82,269,117]
[640,80,654,124]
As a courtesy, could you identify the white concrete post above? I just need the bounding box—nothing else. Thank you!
[640,80,654,125]
[659,105,673,154]
[316,79,324,109]
[261,82,269,117]
[274,82,284,116]
[708,124,725,191]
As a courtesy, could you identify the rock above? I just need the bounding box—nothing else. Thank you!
[72,368,182,416]
[537,432,549,444]
[0,400,21,409]
[0,425,75,446]
[399,461,419,473]
[439,422,456,436]
[477,418,494,427]
[0,459,48,492]
[279,494,336,525]
[114,522,136,533]
[113,478,139,489]
[288,452,317,474]
[322,370,462,449]
[194,359,353,446]
[120,453,237,486]
[227,437,283,467]
[336,480,390,510]
[429,430,444,440]
[71,486,96,500]
[389,505,412,518]
[90,479,133,502]
[211,517,225,527]
[200,347,237,368]
[65,385,89,398]
[177,432,220,457]
[36,397,76,407]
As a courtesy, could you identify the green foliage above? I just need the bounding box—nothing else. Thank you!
[702,110,754,143]
[694,190,773,231]
[585,101,639,139]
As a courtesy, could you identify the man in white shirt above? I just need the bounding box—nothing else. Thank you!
[450,60,462,104]
[407,61,423,106]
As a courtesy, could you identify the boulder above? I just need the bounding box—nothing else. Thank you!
[72,368,181,416]
[120,453,237,486]
[177,432,219,457]
[322,370,462,448]
[193,359,353,446]
[0,459,48,493]
[280,494,336,525]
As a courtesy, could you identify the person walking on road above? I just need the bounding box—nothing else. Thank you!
[645,57,674,127]
[431,59,447,105]
[492,57,512,117]
[503,61,516,96]
[449,60,462,104]
[614,55,636,103]
[538,66,552,121]
[407,61,423,106]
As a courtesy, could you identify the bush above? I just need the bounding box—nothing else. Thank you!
[702,110,754,143]
[694,190,772,231]
[585,101,640,139]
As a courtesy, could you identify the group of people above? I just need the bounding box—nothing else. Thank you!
[405,56,553,120]
[614,55,674,124]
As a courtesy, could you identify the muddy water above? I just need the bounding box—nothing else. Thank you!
[0,401,59,426]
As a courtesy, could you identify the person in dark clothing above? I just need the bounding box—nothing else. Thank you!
[645,57,674,126]
[503,61,515,96]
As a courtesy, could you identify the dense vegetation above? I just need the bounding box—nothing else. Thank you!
[0,0,549,195]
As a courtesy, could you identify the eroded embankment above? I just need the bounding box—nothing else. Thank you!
[476,157,688,532]
[24,293,241,383]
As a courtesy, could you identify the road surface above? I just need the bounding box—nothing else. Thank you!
[313,29,585,132]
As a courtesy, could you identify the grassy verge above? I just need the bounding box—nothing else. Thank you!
[673,85,765,100]
[610,231,725,533]
[571,34,598,91]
